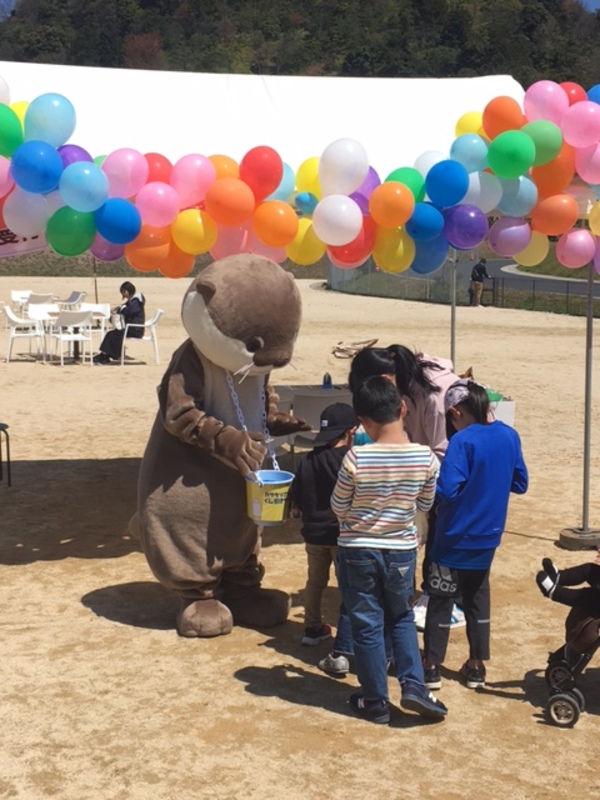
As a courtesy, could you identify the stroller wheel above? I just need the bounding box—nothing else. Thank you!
[568,687,585,712]
[545,693,580,728]
[545,661,574,691]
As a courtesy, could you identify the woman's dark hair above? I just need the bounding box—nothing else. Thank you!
[120,281,137,296]
[445,381,490,439]
[353,375,401,425]
[349,348,396,392]
[386,344,442,401]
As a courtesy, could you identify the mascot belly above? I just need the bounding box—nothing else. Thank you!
[137,254,309,637]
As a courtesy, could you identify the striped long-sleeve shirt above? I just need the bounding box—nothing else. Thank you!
[331,443,439,550]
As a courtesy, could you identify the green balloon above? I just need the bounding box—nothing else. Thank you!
[0,104,24,157]
[93,154,106,166]
[487,130,536,180]
[385,166,425,202]
[46,207,96,256]
[522,120,562,166]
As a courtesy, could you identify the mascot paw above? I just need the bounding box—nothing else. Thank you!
[177,598,234,638]
[225,588,291,628]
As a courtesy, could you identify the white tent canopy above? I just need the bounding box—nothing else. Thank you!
[0,61,523,175]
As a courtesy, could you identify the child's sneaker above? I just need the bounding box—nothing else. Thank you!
[460,661,486,689]
[301,624,332,646]
[412,594,429,631]
[318,651,350,676]
[401,680,448,720]
[348,692,391,724]
[423,663,442,690]
[450,604,466,629]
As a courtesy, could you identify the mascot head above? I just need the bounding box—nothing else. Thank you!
[181,254,302,376]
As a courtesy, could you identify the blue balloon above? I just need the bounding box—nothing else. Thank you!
[449,134,489,174]
[295,191,318,215]
[425,160,469,208]
[267,162,295,201]
[10,140,64,193]
[405,202,444,242]
[94,198,142,245]
[497,176,538,217]
[59,162,109,213]
[588,84,600,105]
[24,93,76,148]
[408,232,449,275]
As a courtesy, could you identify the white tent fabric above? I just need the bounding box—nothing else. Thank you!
[0,61,523,175]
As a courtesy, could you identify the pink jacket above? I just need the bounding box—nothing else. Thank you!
[403,354,459,461]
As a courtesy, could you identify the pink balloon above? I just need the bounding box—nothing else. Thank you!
[488,217,531,257]
[562,101,600,149]
[328,250,369,270]
[574,143,600,184]
[102,148,149,198]
[135,181,180,227]
[170,154,217,209]
[210,222,250,260]
[0,155,14,198]
[248,230,286,263]
[524,80,569,126]
[90,233,125,262]
[556,228,596,269]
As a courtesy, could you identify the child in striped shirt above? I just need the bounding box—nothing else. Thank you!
[331,375,448,724]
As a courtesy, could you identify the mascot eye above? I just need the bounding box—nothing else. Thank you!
[246,336,264,353]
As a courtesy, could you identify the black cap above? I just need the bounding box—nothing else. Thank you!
[313,403,358,445]
[480,257,487,263]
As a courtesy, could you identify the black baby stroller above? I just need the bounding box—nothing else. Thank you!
[537,557,600,728]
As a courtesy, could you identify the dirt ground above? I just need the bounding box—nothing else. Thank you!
[2,273,600,800]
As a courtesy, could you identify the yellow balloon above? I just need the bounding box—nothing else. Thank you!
[171,209,217,255]
[513,230,550,267]
[295,157,322,199]
[286,217,326,265]
[373,227,415,274]
[10,100,29,128]
[455,111,485,138]
[589,200,600,236]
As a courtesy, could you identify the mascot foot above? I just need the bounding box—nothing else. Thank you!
[177,599,234,638]
[225,588,290,628]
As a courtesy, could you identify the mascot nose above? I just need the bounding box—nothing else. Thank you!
[272,357,289,369]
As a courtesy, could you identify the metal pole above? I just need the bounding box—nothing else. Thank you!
[92,255,99,304]
[450,249,457,367]
[582,262,594,532]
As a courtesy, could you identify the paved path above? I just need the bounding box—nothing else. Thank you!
[485,258,600,299]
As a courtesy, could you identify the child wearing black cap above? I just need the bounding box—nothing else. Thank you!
[290,403,358,646]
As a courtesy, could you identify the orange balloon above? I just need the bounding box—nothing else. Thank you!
[482,96,525,139]
[531,143,575,198]
[253,200,298,247]
[209,154,240,180]
[369,182,415,228]
[204,177,255,226]
[125,225,172,272]
[159,242,196,278]
[530,194,579,236]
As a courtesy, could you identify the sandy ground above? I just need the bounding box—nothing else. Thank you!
[2,273,600,800]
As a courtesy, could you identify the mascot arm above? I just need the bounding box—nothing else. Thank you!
[265,381,312,436]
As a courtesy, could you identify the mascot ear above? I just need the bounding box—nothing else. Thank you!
[195,275,217,303]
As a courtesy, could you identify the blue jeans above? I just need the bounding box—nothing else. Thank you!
[337,547,425,701]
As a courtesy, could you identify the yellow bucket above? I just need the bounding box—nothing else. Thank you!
[245,469,294,526]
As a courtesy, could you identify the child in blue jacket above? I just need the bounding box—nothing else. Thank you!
[422,379,528,690]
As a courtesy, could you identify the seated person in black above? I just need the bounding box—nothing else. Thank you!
[93,280,145,363]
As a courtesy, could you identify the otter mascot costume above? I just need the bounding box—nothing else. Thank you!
[136,254,310,638]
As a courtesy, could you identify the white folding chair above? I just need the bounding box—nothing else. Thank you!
[26,292,56,306]
[26,303,60,360]
[120,309,163,365]
[10,289,31,315]
[3,306,45,362]
[290,389,353,463]
[57,290,87,309]
[79,302,111,342]
[48,310,94,366]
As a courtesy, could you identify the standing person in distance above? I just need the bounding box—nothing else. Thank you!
[422,380,528,691]
[93,281,146,364]
[470,257,490,307]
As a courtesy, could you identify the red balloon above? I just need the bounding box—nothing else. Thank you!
[560,82,588,106]
[239,146,283,203]
[328,216,377,264]
[145,152,173,184]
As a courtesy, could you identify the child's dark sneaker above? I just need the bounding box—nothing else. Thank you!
[423,663,442,690]
[460,661,486,689]
[536,570,557,598]
[400,680,448,719]
[301,624,332,646]
[542,557,559,583]
[348,692,390,724]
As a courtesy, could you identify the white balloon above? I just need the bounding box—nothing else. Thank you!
[414,150,446,178]
[0,75,10,105]
[4,187,49,236]
[45,190,67,216]
[462,171,503,214]
[319,138,369,197]
[312,195,363,246]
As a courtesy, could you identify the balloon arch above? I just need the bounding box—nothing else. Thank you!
[1,75,600,278]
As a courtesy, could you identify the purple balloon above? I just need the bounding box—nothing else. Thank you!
[58,144,93,169]
[443,204,489,250]
[350,166,381,214]
[488,217,531,257]
[90,233,124,262]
